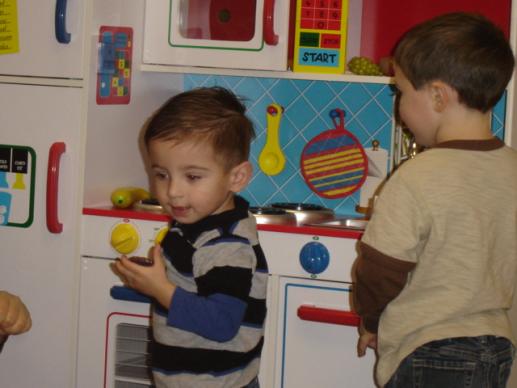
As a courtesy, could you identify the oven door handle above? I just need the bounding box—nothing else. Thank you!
[297,304,360,327]
[110,285,151,304]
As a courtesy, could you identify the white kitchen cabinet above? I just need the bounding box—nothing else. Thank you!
[272,276,376,387]
[0,0,86,79]
[0,83,83,388]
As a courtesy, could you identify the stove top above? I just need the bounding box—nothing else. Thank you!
[250,202,334,225]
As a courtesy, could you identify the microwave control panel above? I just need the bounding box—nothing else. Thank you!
[293,0,348,74]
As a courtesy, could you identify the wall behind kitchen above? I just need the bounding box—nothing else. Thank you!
[184,74,507,215]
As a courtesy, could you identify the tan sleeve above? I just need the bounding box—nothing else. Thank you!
[353,242,416,333]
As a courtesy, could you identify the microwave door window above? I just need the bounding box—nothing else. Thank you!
[179,0,257,42]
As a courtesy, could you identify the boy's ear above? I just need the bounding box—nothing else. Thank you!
[429,81,454,113]
[229,161,253,193]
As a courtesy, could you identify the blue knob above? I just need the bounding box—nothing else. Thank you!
[299,242,329,274]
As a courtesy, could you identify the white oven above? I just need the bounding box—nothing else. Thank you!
[76,209,376,388]
[143,0,291,70]
[76,210,169,388]
[259,229,376,387]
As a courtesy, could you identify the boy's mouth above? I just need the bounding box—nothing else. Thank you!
[170,206,189,218]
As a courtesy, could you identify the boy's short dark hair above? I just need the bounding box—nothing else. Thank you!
[144,86,255,170]
[393,12,515,112]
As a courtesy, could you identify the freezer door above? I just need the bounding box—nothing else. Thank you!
[0,83,83,387]
[0,0,85,78]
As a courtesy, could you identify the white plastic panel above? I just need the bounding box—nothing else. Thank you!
[0,0,85,79]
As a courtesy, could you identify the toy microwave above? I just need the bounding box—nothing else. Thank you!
[143,0,291,71]
[293,0,349,73]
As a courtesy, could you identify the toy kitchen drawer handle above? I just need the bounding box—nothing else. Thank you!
[110,285,152,304]
[55,0,71,44]
[297,305,361,327]
[46,142,66,234]
[263,0,278,45]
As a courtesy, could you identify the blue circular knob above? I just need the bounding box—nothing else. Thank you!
[299,242,330,274]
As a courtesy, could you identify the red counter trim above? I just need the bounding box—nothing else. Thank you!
[83,207,170,222]
[82,207,363,238]
[257,223,363,239]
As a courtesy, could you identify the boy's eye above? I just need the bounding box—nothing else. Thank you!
[154,171,168,180]
[187,174,201,181]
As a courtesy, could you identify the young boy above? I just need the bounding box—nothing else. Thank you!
[354,12,517,387]
[112,87,268,388]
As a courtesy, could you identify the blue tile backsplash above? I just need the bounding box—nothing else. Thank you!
[184,74,506,216]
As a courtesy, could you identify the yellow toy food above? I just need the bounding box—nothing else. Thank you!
[110,187,150,209]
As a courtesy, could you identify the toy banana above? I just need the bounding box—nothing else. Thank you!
[110,187,151,209]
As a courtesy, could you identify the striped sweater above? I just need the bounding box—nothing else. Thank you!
[151,196,268,388]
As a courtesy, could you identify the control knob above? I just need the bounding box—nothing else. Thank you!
[299,241,330,275]
[110,222,139,255]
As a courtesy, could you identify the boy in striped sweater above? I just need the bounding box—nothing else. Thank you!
[113,87,268,388]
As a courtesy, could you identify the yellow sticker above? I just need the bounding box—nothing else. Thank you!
[0,0,19,55]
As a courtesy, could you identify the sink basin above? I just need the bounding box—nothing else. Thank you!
[304,217,369,230]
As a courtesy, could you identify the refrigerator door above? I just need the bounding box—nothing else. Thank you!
[0,0,85,79]
[0,83,82,388]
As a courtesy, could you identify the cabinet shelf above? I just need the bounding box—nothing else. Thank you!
[140,64,393,84]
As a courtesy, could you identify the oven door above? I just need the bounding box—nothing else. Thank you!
[274,276,376,387]
[172,0,260,46]
[105,311,152,388]
[76,257,153,388]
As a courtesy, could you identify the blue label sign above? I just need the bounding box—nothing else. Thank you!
[298,48,340,68]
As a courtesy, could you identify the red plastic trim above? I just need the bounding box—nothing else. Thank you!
[257,223,363,239]
[46,142,66,233]
[83,207,171,222]
[297,305,361,327]
[263,0,278,45]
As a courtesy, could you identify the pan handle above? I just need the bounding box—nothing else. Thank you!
[330,108,346,130]
[110,285,151,304]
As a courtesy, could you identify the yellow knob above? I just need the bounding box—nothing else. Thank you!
[110,223,139,255]
[154,227,169,245]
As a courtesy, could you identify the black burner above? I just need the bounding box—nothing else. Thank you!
[270,202,328,211]
[249,206,288,216]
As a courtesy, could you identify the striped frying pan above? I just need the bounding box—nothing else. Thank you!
[300,109,368,199]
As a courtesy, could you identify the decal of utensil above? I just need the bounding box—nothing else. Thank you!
[300,108,368,199]
[258,103,286,176]
[358,139,388,212]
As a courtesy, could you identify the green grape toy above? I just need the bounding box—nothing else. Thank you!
[347,56,384,76]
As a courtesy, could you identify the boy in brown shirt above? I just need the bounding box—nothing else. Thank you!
[354,12,517,388]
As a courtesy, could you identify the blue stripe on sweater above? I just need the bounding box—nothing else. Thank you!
[168,287,247,342]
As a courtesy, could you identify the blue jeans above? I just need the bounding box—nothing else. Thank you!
[385,336,515,388]
[242,376,260,388]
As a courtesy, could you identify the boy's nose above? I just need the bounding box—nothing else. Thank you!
[167,181,182,198]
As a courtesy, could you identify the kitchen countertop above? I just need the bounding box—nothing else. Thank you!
[82,206,363,239]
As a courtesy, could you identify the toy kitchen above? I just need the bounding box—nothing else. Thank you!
[0,1,514,388]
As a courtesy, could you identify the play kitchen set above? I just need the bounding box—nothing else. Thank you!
[1,1,515,388]
[80,195,374,388]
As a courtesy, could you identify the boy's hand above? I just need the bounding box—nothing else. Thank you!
[0,291,32,336]
[357,322,377,357]
[111,245,176,309]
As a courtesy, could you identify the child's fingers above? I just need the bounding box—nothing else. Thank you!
[152,244,165,265]
[357,335,368,357]
[111,257,134,285]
